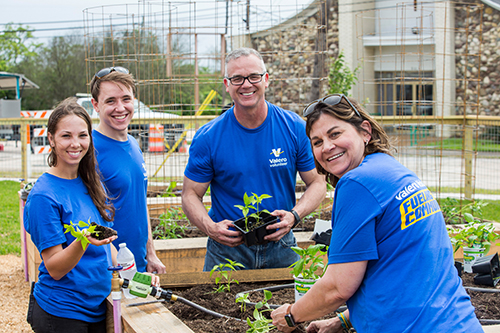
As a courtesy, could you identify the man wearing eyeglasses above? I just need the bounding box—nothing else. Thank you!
[89,67,166,275]
[182,47,326,271]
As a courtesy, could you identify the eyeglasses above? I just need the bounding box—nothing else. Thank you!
[94,66,130,79]
[303,94,361,118]
[226,72,266,86]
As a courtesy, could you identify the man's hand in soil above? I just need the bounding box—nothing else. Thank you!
[271,303,296,333]
[208,219,244,247]
[306,318,344,333]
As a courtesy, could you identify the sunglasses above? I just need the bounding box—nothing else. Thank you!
[94,66,130,79]
[303,94,361,118]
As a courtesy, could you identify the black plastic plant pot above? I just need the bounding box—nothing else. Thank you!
[454,261,463,277]
[233,211,278,247]
[472,253,500,287]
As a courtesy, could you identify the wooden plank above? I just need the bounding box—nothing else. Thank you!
[483,325,500,332]
[158,268,293,288]
[153,233,316,277]
[106,295,194,333]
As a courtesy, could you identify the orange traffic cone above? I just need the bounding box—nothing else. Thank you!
[179,140,188,153]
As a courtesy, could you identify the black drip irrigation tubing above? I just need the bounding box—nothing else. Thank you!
[480,319,500,325]
[236,283,348,312]
[172,285,500,325]
[175,295,242,322]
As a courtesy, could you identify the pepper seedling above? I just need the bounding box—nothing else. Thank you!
[63,218,100,250]
[246,289,275,333]
[209,258,245,293]
[289,244,328,280]
[235,192,272,232]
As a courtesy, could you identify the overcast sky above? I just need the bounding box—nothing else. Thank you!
[0,0,314,45]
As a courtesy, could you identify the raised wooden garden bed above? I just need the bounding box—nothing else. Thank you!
[19,194,500,332]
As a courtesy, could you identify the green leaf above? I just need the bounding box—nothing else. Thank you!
[263,289,272,301]
[77,220,89,228]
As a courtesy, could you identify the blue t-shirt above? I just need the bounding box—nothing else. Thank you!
[184,101,316,221]
[24,173,113,322]
[93,130,149,272]
[328,153,482,332]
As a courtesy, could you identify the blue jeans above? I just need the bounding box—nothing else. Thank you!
[203,231,300,271]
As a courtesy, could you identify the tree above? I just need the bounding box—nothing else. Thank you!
[0,24,42,100]
[328,51,361,96]
[16,35,87,110]
[0,24,41,72]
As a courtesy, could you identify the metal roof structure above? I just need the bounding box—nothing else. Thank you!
[0,72,39,99]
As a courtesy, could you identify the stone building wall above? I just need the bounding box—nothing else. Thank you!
[247,0,499,116]
[248,1,339,113]
[455,0,500,115]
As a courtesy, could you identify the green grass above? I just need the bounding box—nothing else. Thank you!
[423,138,500,152]
[482,200,500,222]
[428,186,500,195]
[0,180,22,255]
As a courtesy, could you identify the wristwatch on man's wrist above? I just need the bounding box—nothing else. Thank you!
[284,304,297,327]
[290,209,301,229]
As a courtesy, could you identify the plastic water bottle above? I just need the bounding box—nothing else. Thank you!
[116,243,137,299]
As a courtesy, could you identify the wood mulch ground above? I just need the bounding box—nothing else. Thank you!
[0,255,33,332]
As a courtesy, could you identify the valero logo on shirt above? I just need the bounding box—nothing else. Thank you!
[269,148,288,167]
[399,188,441,230]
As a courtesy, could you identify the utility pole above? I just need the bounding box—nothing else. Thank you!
[246,0,250,31]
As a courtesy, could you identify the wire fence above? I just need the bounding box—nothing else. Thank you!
[1,115,499,201]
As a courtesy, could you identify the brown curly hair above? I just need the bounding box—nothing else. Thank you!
[305,96,395,187]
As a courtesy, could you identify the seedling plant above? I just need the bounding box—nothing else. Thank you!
[448,220,500,254]
[234,192,272,232]
[159,181,178,198]
[236,292,251,313]
[246,289,276,333]
[63,218,100,250]
[153,209,188,239]
[441,197,488,224]
[290,244,328,279]
[209,258,245,293]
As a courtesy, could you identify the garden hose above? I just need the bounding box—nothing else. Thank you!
[131,284,243,322]
[171,294,242,321]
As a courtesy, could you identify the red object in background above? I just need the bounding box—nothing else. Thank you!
[0,143,4,151]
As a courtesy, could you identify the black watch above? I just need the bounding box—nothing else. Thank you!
[290,209,301,229]
[284,305,297,327]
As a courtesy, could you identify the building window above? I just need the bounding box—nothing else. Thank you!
[376,72,434,116]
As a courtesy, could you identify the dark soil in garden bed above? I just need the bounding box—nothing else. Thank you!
[165,273,500,332]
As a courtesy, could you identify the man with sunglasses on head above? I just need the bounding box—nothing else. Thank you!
[182,47,326,271]
[89,67,166,274]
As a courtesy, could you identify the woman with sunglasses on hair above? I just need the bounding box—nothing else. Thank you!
[271,95,482,333]
[24,98,160,333]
